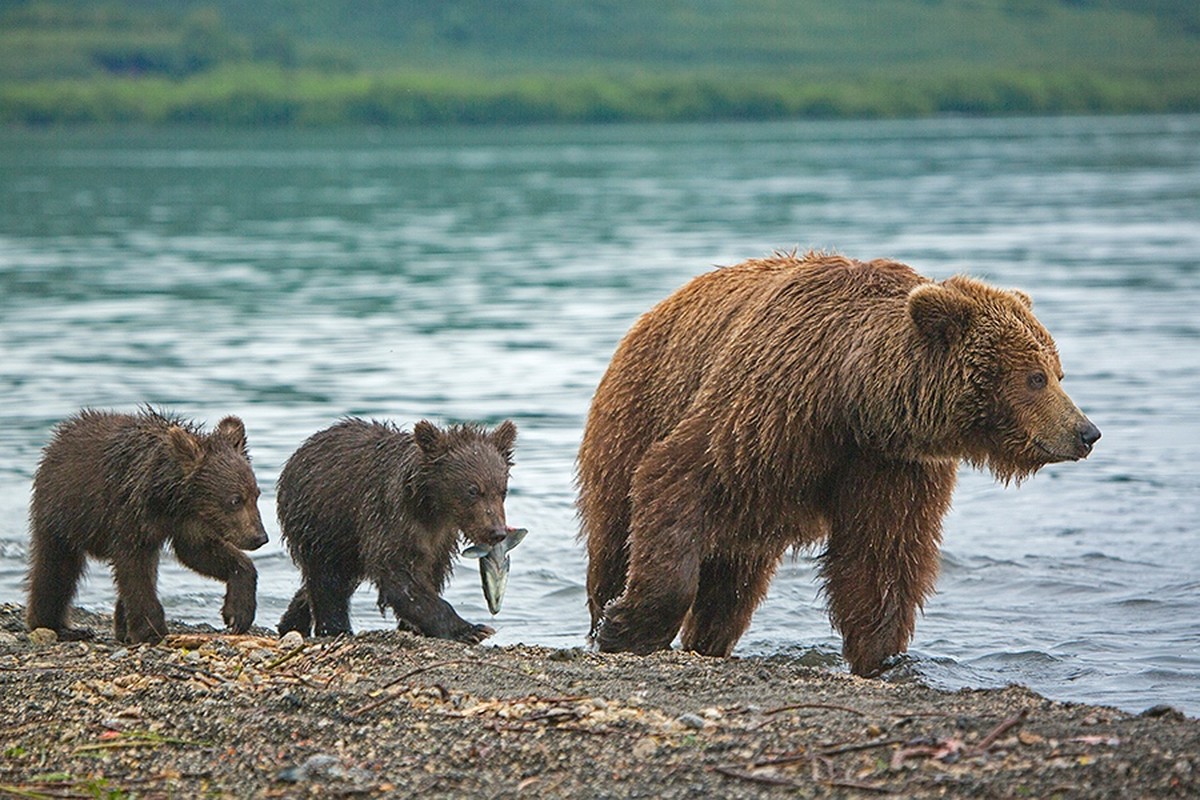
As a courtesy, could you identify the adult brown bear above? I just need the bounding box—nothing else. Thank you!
[578,252,1100,676]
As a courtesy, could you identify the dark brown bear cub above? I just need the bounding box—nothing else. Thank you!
[26,408,269,644]
[276,418,517,643]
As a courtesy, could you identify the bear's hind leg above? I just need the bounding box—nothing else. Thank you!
[307,568,355,637]
[278,587,313,636]
[680,550,782,657]
[25,530,92,639]
[823,460,954,677]
[595,432,708,655]
[584,510,631,640]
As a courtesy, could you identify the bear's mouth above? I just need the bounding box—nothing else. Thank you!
[1031,438,1080,463]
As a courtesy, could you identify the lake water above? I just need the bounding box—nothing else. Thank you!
[1,116,1198,717]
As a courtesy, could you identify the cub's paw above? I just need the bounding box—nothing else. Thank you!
[455,623,495,645]
[55,627,95,642]
[223,602,255,634]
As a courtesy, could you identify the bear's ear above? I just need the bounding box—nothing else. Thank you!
[167,425,205,475]
[1011,289,1033,309]
[413,420,443,458]
[214,416,248,453]
[908,282,975,346]
[491,420,517,461]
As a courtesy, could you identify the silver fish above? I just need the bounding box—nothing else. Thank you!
[462,527,527,614]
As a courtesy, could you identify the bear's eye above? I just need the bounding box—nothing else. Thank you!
[225,494,243,510]
[1027,371,1047,390]
[466,484,480,499]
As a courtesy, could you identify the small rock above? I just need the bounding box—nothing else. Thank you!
[677,713,706,729]
[632,737,658,759]
[1141,704,1184,721]
[29,628,57,645]
[700,707,722,720]
[280,630,304,648]
[109,648,130,661]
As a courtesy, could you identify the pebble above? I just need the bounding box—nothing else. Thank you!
[676,713,706,729]
[109,648,129,661]
[280,630,304,648]
[29,628,57,645]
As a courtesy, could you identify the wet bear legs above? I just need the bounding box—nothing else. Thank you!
[377,577,493,644]
[680,552,782,657]
[172,535,257,634]
[25,531,92,640]
[823,460,954,676]
[111,550,167,644]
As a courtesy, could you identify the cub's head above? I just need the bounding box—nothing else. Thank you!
[413,419,517,548]
[168,416,269,550]
[909,277,1100,483]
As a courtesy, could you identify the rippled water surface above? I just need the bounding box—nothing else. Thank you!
[2,116,1197,715]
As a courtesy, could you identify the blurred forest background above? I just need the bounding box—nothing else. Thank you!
[2,0,1199,124]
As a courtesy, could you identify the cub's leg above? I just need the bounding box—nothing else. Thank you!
[172,536,258,633]
[25,529,92,640]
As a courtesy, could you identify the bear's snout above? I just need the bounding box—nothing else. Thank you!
[1076,418,1101,457]
[245,529,270,551]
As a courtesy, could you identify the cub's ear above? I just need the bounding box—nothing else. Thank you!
[491,420,517,462]
[413,420,442,457]
[214,416,248,454]
[167,426,205,474]
[1011,289,1033,308]
[908,282,975,346]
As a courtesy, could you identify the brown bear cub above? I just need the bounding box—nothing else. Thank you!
[578,252,1101,677]
[276,418,517,644]
[26,408,269,644]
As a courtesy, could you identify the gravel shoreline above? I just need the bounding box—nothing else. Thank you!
[1,604,1196,798]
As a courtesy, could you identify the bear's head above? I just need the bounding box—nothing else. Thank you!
[908,277,1100,483]
[413,419,517,548]
[168,416,269,551]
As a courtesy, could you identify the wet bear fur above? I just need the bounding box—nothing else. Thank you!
[578,252,1100,676]
[26,408,268,644]
[277,418,517,643]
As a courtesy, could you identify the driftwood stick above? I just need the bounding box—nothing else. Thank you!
[968,708,1029,756]
[763,701,869,717]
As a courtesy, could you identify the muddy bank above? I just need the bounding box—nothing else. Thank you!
[0,604,1195,798]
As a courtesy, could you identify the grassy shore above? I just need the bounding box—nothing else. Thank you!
[1,604,1196,798]
[3,1,1199,125]
[2,66,1198,127]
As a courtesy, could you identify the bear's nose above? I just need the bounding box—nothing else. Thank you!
[1077,419,1101,453]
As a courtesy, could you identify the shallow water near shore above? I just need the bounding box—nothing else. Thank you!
[1,115,1197,716]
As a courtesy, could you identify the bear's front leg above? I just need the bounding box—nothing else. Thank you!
[823,460,955,676]
[680,550,783,657]
[112,550,167,644]
[378,577,493,644]
[172,535,257,634]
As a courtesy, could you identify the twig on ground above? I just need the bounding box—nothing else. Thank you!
[347,658,568,717]
[763,701,869,717]
[711,765,805,788]
[967,708,1029,756]
[263,643,307,671]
